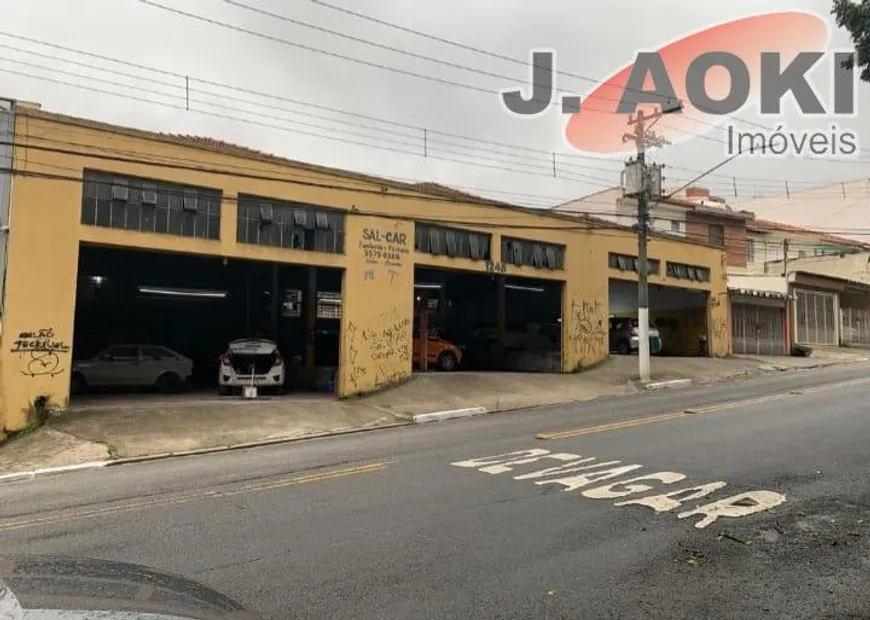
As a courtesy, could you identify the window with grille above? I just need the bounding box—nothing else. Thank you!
[82,170,222,239]
[282,289,302,318]
[608,253,660,275]
[237,195,345,254]
[414,223,491,261]
[316,291,341,319]
[666,261,710,282]
[501,236,565,270]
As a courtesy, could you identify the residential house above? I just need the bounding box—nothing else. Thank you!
[736,178,870,246]
[740,218,870,275]
[554,186,754,268]
[726,220,870,353]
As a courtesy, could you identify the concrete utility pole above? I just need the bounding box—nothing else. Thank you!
[624,102,681,383]
[627,110,654,382]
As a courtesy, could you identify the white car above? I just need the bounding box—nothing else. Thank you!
[71,344,193,395]
[218,339,286,395]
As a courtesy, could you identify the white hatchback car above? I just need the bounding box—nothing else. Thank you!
[218,339,286,395]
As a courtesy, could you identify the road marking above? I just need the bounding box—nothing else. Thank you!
[535,412,687,440]
[451,449,785,529]
[536,376,870,440]
[0,461,393,533]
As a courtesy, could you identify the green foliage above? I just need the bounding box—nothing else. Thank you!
[832,0,870,82]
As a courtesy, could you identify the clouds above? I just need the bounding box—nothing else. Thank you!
[2,0,868,215]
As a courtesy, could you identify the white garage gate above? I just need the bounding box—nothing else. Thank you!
[793,289,839,347]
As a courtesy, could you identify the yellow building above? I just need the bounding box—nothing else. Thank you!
[0,100,730,433]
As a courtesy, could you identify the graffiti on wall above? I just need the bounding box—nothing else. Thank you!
[712,316,728,341]
[345,309,412,392]
[569,299,606,361]
[11,327,70,377]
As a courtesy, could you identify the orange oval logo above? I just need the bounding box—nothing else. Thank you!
[564,11,830,156]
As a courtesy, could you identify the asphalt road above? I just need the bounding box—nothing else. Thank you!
[3,361,870,620]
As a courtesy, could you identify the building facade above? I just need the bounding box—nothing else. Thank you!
[0,102,731,433]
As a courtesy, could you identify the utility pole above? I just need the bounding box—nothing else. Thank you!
[623,101,681,382]
[628,110,653,382]
[782,238,789,277]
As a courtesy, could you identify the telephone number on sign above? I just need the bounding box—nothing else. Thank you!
[365,249,402,261]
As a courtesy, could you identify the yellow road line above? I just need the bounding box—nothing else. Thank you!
[536,411,688,440]
[0,461,393,533]
[536,376,870,441]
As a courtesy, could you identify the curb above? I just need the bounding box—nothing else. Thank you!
[105,421,412,466]
[644,378,693,391]
[4,357,867,480]
[412,407,488,424]
[0,460,109,484]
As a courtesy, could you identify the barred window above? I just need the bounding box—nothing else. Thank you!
[82,170,221,240]
[666,261,710,282]
[237,195,345,254]
[501,236,565,270]
[608,252,661,275]
[415,223,491,261]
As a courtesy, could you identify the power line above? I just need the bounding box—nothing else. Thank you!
[138,0,751,149]
[0,63,625,188]
[9,139,870,252]
[3,31,862,193]
[307,0,870,162]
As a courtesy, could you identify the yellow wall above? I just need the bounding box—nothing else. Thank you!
[0,109,730,430]
[338,215,414,397]
[1,169,80,426]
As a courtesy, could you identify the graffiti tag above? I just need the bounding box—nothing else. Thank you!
[11,327,70,377]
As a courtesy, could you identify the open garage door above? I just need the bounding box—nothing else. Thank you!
[609,279,709,356]
[414,267,561,372]
[73,244,342,400]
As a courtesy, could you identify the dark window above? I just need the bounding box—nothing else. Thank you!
[82,170,221,240]
[414,223,491,261]
[666,261,710,282]
[608,253,660,275]
[104,345,140,359]
[142,346,175,360]
[502,236,565,270]
[236,195,345,254]
[708,224,725,246]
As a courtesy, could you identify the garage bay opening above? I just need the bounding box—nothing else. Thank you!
[609,275,710,357]
[72,244,342,400]
[413,267,562,372]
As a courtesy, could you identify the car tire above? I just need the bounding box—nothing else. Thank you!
[218,386,233,397]
[70,372,87,396]
[617,341,631,355]
[438,351,458,371]
[155,372,182,394]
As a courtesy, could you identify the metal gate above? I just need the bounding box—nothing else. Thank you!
[731,303,786,355]
[842,307,870,347]
[794,289,838,346]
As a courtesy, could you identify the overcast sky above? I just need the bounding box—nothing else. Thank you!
[2,0,868,220]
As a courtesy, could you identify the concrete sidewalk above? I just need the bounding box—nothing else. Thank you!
[1,349,867,476]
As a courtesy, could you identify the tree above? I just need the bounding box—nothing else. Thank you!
[832,0,870,83]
